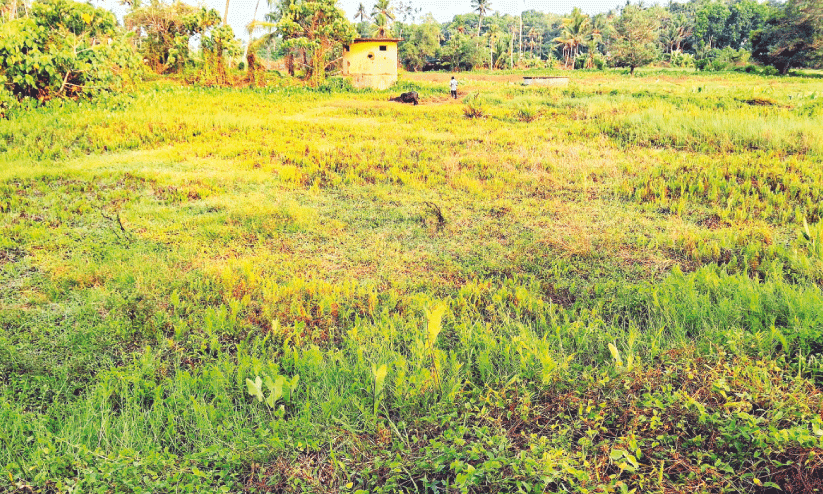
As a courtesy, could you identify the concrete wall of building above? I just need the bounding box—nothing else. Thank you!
[342,40,398,89]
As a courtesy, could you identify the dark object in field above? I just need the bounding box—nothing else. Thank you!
[422,201,445,231]
[741,96,778,106]
[391,91,419,105]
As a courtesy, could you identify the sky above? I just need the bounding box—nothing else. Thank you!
[101,0,624,41]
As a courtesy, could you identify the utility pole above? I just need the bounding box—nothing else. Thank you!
[510,26,514,68]
[489,35,493,70]
[223,0,230,25]
[519,0,524,60]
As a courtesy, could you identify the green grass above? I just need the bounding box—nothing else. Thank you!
[2,70,823,493]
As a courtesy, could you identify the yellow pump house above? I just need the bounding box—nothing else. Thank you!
[342,38,401,90]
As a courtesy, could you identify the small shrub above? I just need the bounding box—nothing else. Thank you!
[513,103,540,122]
[562,85,582,98]
[761,65,779,76]
[462,93,486,119]
[669,50,695,68]
[316,76,358,93]
[710,60,728,71]
[0,88,15,119]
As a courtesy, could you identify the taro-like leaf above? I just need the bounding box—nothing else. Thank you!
[246,376,264,402]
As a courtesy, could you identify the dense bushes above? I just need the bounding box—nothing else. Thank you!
[0,0,141,102]
[751,0,823,73]
[124,1,222,74]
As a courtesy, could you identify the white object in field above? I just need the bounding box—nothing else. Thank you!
[522,77,570,87]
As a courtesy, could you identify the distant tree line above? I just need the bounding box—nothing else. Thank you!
[332,0,820,74]
[244,0,821,74]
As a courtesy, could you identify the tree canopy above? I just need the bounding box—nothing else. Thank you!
[399,15,439,71]
[0,0,141,100]
[752,0,823,73]
[125,0,222,73]
[276,0,355,86]
[611,5,662,75]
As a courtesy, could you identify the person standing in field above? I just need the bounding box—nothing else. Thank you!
[450,76,458,99]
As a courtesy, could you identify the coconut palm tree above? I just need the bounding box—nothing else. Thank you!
[528,38,537,56]
[372,13,389,38]
[245,20,277,84]
[585,13,606,67]
[242,0,265,60]
[354,3,370,23]
[527,27,538,56]
[472,0,492,36]
[552,7,592,69]
[554,37,574,68]
[661,13,692,53]
[372,0,394,31]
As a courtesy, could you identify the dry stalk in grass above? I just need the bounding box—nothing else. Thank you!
[422,201,446,231]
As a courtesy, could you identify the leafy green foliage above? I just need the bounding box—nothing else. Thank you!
[247,372,300,408]
[276,0,356,86]
[693,1,732,49]
[610,5,662,75]
[439,31,484,71]
[725,0,772,50]
[0,0,141,101]
[124,0,221,74]
[398,16,440,71]
[370,363,387,415]
[199,24,240,85]
[751,0,823,73]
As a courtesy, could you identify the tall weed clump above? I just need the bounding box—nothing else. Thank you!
[463,93,487,118]
[512,103,541,122]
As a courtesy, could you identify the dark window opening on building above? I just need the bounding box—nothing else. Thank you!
[379,45,387,51]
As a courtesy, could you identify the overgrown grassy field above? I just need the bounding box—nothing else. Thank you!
[2,70,823,493]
